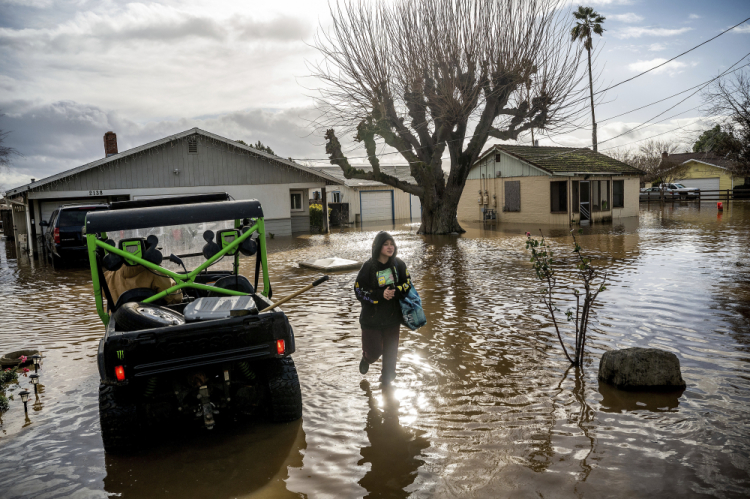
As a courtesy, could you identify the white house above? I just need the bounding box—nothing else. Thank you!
[310,166,421,224]
[2,128,342,257]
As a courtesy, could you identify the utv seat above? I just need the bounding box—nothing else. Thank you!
[207,275,254,297]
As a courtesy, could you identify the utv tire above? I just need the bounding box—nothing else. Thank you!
[267,357,302,422]
[99,384,139,453]
[113,302,185,332]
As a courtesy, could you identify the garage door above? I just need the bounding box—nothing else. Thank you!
[360,191,394,222]
[410,194,421,220]
[40,198,107,225]
[677,177,719,192]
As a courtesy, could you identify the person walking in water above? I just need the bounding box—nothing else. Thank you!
[354,231,412,383]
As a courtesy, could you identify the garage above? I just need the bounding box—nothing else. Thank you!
[360,191,394,222]
[410,194,421,220]
[677,177,719,192]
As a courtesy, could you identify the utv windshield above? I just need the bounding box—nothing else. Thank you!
[115,220,238,273]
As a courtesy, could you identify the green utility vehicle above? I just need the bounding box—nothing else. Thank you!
[85,194,302,453]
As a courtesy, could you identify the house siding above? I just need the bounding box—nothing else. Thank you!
[468,153,546,180]
[458,176,639,225]
[49,142,317,192]
[264,218,292,237]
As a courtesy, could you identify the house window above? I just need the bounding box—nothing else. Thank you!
[591,180,610,211]
[188,138,198,154]
[495,153,502,163]
[613,180,624,208]
[550,181,567,213]
[504,181,521,212]
[290,191,303,211]
[332,191,342,203]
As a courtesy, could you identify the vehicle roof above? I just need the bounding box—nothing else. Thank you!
[85,199,264,233]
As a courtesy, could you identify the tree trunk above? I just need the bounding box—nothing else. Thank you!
[587,44,598,152]
[417,182,465,234]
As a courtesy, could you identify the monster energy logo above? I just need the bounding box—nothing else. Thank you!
[117,350,125,360]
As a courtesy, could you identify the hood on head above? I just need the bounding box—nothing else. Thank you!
[372,231,397,262]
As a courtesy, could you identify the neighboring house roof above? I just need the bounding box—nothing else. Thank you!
[3,128,342,198]
[311,166,417,188]
[662,152,736,170]
[477,144,644,175]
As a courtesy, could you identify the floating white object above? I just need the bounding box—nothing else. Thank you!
[299,257,361,271]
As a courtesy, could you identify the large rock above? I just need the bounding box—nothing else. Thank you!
[598,347,686,390]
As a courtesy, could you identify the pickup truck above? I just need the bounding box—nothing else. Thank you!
[85,193,304,453]
[659,183,701,198]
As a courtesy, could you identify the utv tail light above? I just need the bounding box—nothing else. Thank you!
[115,365,126,381]
[276,339,285,355]
[54,227,61,244]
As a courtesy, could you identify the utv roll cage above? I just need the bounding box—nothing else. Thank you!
[85,193,271,326]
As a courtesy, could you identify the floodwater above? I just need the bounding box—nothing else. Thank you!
[1,202,749,498]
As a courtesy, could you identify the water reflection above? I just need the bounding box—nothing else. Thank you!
[103,420,306,498]
[358,381,429,498]
[598,381,683,413]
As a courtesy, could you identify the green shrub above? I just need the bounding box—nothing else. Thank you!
[309,203,332,228]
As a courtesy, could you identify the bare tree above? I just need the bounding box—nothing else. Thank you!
[700,69,750,175]
[313,0,588,234]
[0,130,19,173]
[609,140,685,196]
[526,229,608,368]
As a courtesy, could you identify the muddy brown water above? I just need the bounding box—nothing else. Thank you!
[1,203,749,498]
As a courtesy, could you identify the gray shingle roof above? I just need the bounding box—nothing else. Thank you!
[3,128,343,197]
[311,166,417,188]
[664,152,736,170]
[479,144,644,175]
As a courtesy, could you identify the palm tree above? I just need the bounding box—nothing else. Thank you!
[571,6,605,152]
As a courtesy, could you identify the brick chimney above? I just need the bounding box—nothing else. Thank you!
[103,131,118,157]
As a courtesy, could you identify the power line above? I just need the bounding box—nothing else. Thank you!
[598,62,750,123]
[593,16,750,96]
[532,49,750,161]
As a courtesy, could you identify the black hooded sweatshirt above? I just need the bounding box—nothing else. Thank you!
[354,231,412,329]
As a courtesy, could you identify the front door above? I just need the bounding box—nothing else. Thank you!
[580,181,591,224]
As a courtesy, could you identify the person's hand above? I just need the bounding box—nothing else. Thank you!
[383,288,395,300]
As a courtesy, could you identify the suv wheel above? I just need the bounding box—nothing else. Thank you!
[99,384,139,453]
[266,357,302,422]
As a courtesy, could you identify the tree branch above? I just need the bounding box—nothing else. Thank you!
[325,128,424,196]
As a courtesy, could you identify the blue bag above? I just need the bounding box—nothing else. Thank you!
[399,284,426,330]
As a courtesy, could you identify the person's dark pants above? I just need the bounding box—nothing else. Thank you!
[361,324,401,381]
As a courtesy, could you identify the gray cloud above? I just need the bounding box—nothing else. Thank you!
[0,4,310,54]
[0,99,330,191]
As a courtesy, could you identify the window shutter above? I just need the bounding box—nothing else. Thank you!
[504,181,521,212]
[188,138,198,154]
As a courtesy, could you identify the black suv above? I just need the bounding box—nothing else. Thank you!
[42,203,109,268]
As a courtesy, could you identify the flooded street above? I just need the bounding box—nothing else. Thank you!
[1,202,749,498]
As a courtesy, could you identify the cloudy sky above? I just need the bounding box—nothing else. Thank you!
[1,0,749,191]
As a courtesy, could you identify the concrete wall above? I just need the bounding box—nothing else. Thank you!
[458,176,640,225]
[677,160,746,190]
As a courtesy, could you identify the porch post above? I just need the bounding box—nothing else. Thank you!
[24,194,34,257]
[321,185,330,234]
